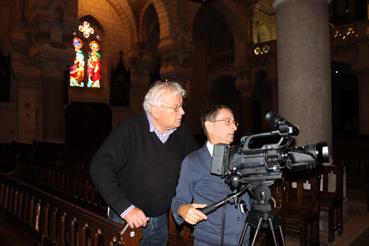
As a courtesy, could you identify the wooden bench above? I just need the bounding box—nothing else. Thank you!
[280,169,320,246]
[13,163,195,245]
[318,163,344,243]
[15,162,106,216]
[0,173,141,245]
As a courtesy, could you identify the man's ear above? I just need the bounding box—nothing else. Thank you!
[150,107,160,119]
[204,121,213,134]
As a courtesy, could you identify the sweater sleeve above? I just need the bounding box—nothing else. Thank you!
[171,156,195,225]
[89,121,133,215]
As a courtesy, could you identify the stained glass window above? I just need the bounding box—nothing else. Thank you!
[69,21,101,88]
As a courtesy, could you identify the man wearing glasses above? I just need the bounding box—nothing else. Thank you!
[90,81,198,246]
[171,105,251,245]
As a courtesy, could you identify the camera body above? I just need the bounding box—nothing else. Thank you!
[211,113,329,190]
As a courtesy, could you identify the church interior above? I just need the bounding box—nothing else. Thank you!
[0,0,369,245]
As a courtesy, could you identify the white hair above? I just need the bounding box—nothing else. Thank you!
[143,81,186,113]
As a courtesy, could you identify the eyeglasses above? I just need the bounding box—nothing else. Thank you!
[161,104,184,112]
[211,118,239,127]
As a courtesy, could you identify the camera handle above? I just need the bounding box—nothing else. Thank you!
[199,186,249,215]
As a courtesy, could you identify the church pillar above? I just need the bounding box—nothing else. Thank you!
[39,52,69,142]
[26,0,77,142]
[235,76,253,134]
[158,44,194,85]
[157,39,197,129]
[12,61,41,143]
[273,0,332,148]
[354,72,369,135]
[129,52,152,113]
[353,42,369,135]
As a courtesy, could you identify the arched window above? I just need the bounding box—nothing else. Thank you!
[69,20,102,88]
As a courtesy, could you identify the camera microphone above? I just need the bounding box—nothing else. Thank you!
[265,111,299,136]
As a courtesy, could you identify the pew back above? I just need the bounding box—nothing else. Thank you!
[0,173,141,246]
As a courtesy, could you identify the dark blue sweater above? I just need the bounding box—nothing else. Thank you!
[90,112,198,217]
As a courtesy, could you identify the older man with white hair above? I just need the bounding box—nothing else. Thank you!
[90,81,198,246]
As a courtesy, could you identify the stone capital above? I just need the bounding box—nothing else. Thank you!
[273,0,331,10]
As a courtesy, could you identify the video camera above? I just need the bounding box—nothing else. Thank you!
[210,112,329,191]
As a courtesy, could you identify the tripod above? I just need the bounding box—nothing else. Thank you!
[238,183,285,246]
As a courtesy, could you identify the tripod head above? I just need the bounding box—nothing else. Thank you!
[250,182,274,213]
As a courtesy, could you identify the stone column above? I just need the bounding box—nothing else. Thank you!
[26,0,77,142]
[235,76,253,134]
[128,53,151,113]
[353,42,369,135]
[158,44,194,84]
[37,44,72,142]
[354,72,369,135]
[273,0,332,149]
[41,69,65,142]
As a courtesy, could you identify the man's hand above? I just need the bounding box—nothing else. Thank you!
[122,207,149,228]
[178,203,208,225]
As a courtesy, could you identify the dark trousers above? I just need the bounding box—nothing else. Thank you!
[107,207,168,246]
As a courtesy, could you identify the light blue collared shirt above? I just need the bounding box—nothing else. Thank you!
[146,113,177,143]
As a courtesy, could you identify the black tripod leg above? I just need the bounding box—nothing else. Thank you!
[238,222,249,246]
[268,217,278,245]
[250,217,263,246]
[278,225,286,246]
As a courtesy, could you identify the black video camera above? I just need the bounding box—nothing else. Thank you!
[210,112,329,191]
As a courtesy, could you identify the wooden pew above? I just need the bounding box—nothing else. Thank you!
[0,142,17,172]
[15,163,106,216]
[318,163,344,243]
[32,141,67,167]
[280,169,320,246]
[13,163,196,244]
[0,173,142,245]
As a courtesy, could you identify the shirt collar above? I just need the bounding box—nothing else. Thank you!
[206,141,214,156]
[146,113,177,135]
[146,113,156,132]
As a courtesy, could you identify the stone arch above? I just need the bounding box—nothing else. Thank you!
[139,3,160,49]
[192,5,234,53]
[253,20,272,43]
[189,1,248,59]
[150,0,172,46]
[105,0,139,54]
